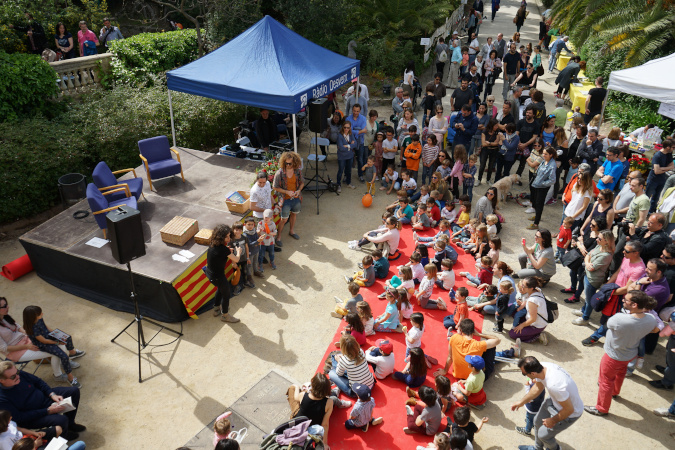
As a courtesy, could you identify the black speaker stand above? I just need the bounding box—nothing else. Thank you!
[303,132,338,214]
[111,262,183,383]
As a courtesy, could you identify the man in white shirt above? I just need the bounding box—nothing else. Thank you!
[468,32,480,66]
[346,80,370,103]
[512,357,583,450]
[630,124,662,145]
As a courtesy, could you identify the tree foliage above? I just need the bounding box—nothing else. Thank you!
[0,51,59,122]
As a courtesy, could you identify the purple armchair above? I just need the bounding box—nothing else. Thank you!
[92,161,144,202]
[86,183,138,239]
[137,135,185,191]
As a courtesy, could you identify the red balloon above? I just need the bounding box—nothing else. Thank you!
[362,193,373,208]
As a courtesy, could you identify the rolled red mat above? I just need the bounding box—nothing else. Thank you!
[1,254,34,281]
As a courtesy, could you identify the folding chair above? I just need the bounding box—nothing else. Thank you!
[306,137,329,176]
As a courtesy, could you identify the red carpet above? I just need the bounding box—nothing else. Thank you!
[317,225,485,449]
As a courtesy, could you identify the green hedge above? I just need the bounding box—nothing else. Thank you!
[108,29,201,86]
[606,93,674,138]
[0,51,59,122]
[0,83,244,223]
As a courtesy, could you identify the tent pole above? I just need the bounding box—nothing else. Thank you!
[599,89,610,127]
[292,114,298,153]
[168,90,177,147]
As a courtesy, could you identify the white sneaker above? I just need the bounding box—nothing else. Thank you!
[521,200,532,207]
[636,357,644,370]
[525,207,536,214]
[405,405,414,415]
[572,310,584,317]
[572,317,588,325]
[68,361,81,369]
[539,332,548,346]
[653,407,675,418]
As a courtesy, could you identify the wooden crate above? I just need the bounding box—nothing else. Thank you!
[160,216,199,246]
[225,190,250,214]
[194,228,212,245]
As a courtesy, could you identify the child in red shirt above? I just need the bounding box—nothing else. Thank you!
[555,216,574,263]
[459,256,494,288]
[426,197,441,227]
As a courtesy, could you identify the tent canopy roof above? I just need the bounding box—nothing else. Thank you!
[607,52,675,106]
[166,16,360,114]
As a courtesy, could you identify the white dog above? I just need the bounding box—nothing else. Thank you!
[491,174,520,202]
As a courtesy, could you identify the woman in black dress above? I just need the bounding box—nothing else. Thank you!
[207,224,243,323]
[54,22,75,59]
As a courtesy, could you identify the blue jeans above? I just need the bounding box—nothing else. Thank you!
[525,411,536,433]
[589,323,608,341]
[482,303,497,314]
[259,244,275,266]
[646,179,666,213]
[463,185,474,202]
[381,178,400,190]
[549,52,557,71]
[405,189,416,197]
[466,274,481,285]
[669,397,675,415]
[392,371,426,388]
[513,307,527,327]
[356,145,367,178]
[422,165,435,185]
[581,278,599,320]
[337,157,353,186]
[329,355,355,397]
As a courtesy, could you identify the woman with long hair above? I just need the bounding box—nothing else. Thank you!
[563,169,593,230]
[429,172,451,203]
[474,187,498,224]
[553,126,569,198]
[580,189,615,236]
[402,60,415,97]
[54,22,75,59]
[518,228,556,281]
[393,347,428,388]
[509,277,549,344]
[273,151,304,243]
[574,229,615,324]
[528,147,557,230]
[478,118,501,185]
[562,216,607,304]
[328,334,375,397]
[207,224,243,323]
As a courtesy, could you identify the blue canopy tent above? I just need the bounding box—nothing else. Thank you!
[166,16,360,152]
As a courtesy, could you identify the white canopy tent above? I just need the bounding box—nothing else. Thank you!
[601,52,675,121]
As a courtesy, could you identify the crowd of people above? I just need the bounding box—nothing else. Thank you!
[9,12,124,62]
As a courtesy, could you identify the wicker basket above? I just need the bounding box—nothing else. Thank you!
[160,216,199,246]
[194,228,212,245]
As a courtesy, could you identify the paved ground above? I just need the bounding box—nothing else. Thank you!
[0,1,674,449]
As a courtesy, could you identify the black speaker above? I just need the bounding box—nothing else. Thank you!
[308,98,330,133]
[106,205,146,264]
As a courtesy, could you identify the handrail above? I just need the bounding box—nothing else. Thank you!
[49,53,112,97]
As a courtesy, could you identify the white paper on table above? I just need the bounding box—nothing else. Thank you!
[85,237,109,248]
[580,90,589,95]
[178,250,195,259]
[172,254,189,263]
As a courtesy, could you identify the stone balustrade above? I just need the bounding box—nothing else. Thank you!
[49,54,112,97]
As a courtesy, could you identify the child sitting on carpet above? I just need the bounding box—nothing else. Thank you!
[335,312,366,346]
[404,386,443,435]
[430,189,446,209]
[414,219,451,247]
[393,346,428,388]
[407,375,455,413]
[332,282,363,318]
[417,185,430,206]
[431,241,453,270]
[213,411,233,446]
[460,223,487,254]
[459,256,494,287]
[416,264,447,310]
[411,204,431,231]
[402,312,424,356]
[436,259,455,291]
[378,266,414,299]
[415,432,451,450]
[451,356,485,404]
[357,301,375,336]
[441,201,459,223]
[386,190,407,214]
[443,287,469,334]
[371,249,390,279]
[374,289,402,332]
[346,255,375,287]
[366,338,396,379]
[398,288,414,321]
[477,237,500,270]
[449,405,488,443]
[415,244,430,266]
[346,383,384,432]
[405,252,425,284]
[394,197,415,225]
[451,203,472,234]
[426,197,442,227]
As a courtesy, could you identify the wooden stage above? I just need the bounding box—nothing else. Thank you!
[20,148,260,322]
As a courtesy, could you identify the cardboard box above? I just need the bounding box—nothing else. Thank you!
[225,190,250,214]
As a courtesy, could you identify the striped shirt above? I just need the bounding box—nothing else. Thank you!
[336,350,375,388]
[422,144,440,165]
[350,398,375,427]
